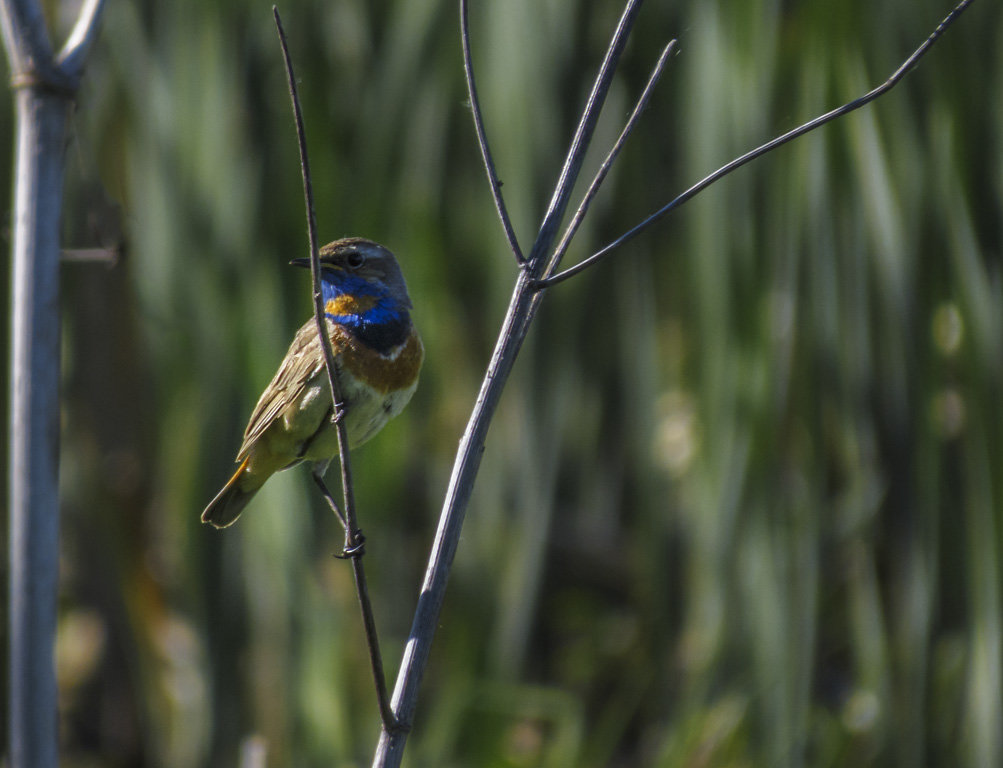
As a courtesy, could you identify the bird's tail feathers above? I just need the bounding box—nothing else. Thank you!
[201,457,258,528]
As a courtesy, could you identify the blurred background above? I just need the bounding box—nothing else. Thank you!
[2,0,1002,765]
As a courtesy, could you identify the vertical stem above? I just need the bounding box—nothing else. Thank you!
[272,7,397,728]
[7,88,70,768]
[373,5,643,765]
[373,271,543,766]
[373,4,644,764]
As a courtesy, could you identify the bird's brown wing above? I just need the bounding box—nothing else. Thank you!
[235,319,342,462]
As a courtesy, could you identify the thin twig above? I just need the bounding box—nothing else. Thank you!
[312,471,396,729]
[541,39,676,283]
[460,0,524,263]
[272,9,341,437]
[55,0,105,77]
[273,5,397,732]
[537,0,978,288]
[525,0,646,273]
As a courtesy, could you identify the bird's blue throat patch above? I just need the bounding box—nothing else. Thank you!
[322,274,410,354]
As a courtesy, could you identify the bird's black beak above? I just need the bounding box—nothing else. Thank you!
[288,257,311,268]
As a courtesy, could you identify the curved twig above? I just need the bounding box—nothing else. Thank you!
[273,6,397,732]
[525,0,646,273]
[537,0,977,288]
[541,39,676,283]
[56,0,106,78]
[460,0,524,263]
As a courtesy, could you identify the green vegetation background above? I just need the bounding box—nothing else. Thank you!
[1,0,1001,766]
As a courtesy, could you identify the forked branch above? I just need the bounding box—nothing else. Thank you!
[540,38,677,283]
[523,0,645,272]
[538,0,978,287]
[374,0,977,766]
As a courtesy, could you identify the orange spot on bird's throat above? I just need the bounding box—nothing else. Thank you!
[326,294,377,316]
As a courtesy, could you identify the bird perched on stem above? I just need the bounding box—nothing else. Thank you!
[202,238,423,528]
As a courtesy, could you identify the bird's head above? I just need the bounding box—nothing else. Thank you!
[290,238,413,309]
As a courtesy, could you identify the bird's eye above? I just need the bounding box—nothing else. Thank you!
[346,251,366,269]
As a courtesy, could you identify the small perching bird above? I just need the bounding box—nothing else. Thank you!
[202,238,423,528]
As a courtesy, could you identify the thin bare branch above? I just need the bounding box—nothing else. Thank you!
[526,0,645,272]
[541,39,676,283]
[460,0,524,263]
[273,8,337,418]
[57,0,106,78]
[537,0,978,288]
[311,471,397,728]
[273,6,397,732]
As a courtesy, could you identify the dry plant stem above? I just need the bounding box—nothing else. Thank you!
[272,6,397,732]
[55,0,105,73]
[374,275,539,768]
[372,2,644,764]
[524,0,645,271]
[311,471,396,727]
[374,0,982,763]
[538,0,979,288]
[272,8,345,495]
[460,0,523,263]
[542,39,676,282]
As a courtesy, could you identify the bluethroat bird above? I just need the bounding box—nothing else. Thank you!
[201,238,423,528]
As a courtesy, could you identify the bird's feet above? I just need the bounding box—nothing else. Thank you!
[335,528,366,559]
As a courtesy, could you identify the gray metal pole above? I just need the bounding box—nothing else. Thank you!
[7,85,70,768]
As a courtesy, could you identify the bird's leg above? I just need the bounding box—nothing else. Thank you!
[311,466,366,559]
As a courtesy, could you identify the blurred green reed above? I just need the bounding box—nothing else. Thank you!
[1,0,1000,766]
